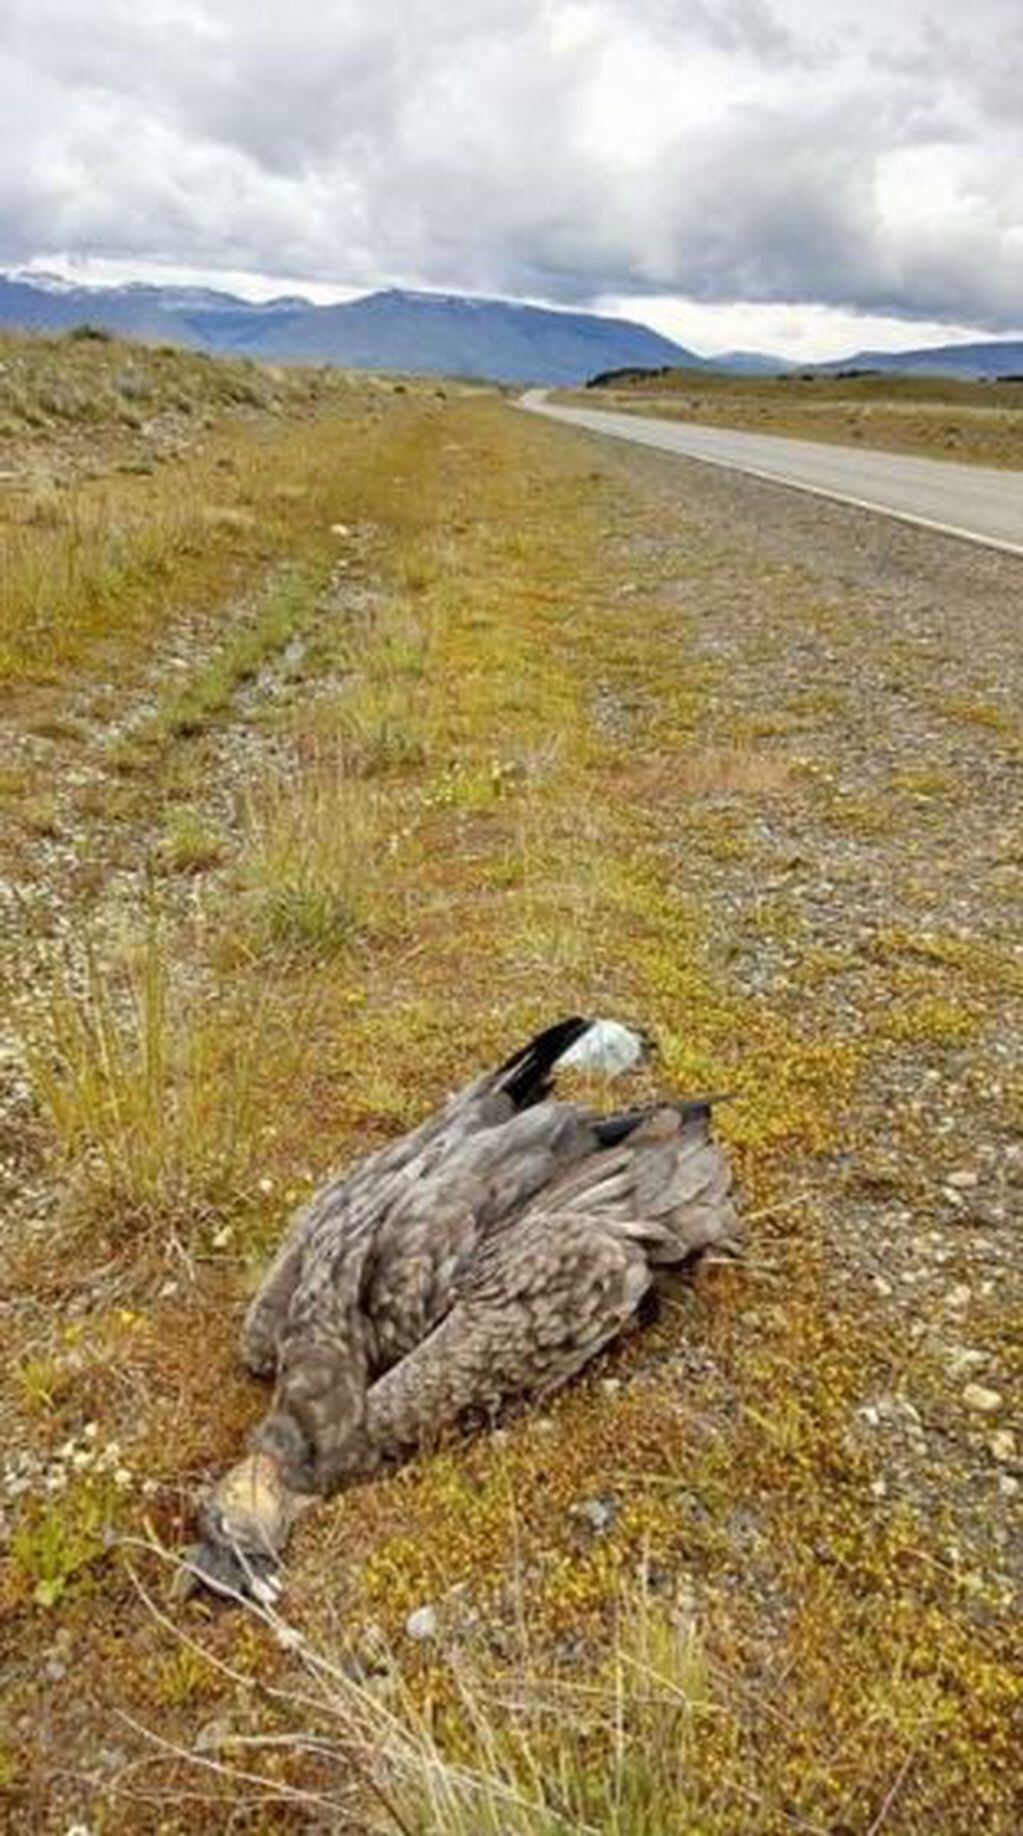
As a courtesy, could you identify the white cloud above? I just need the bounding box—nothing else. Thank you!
[600,296,1012,364]
[2,0,1022,353]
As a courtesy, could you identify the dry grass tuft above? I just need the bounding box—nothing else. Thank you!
[155,806,228,876]
[240,753,387,956]
[9,920,296,1224]
[142,1583,726,1836]
[661,745,794,797]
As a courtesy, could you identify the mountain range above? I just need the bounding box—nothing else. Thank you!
[2,272,1022,384]
[819,340,1023,379]
[0,274,700,384]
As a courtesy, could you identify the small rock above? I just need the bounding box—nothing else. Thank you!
[946,1169,979,1190]
[195,1718,235,1754]
[573,1495,617,1534]
[946,1347,989,1377]
[642,1565,676,1596]
[962,1383,1003,1415]
[405,1604,439,1642]
[989,1430,1016,1464]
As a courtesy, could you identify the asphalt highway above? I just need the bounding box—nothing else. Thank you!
[519,390,1023,558]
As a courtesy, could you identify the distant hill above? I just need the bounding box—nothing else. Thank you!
[0,274,702,385]
[819,340,1023,380]
[0,273,207,346]
[705,350,794,374]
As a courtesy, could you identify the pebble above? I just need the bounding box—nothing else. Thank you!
[946,1347,989,1377]
[405,1605,439,1642]
[573,1495,617,1534]
[962,1383,1003,1415]
[946,1169,979,1190]
[989,1430,1016,1464]
[195,1718,236,1754]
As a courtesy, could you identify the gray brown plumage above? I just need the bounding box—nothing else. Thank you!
[186,1017,741,1604]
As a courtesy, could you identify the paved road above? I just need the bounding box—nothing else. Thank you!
[519,389,1023,558]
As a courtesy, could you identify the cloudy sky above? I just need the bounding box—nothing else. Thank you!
[3,0,1022,358]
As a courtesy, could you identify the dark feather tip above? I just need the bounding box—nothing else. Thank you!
[176,1539,283,1609]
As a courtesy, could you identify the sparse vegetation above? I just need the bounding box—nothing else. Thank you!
[11,920,302,1223]
[11,1478,119,1609]
[562,365,1023,469]
[240,755,386,956]
[155,806,227,876]
[0,332,1017,1832]
[0,327,366,684]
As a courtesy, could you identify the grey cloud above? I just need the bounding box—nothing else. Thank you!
[1,0,1022,330]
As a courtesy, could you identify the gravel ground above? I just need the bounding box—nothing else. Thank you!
[582,431,1021,1588]
[0,405,1018,1829]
